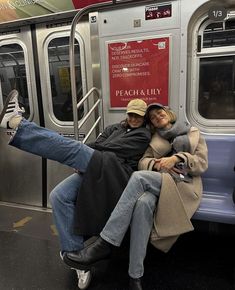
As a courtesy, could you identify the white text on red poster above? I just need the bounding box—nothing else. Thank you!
[108,37,169,108]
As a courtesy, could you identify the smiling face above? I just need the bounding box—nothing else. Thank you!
[148,108,172,129]
[127,113,145,128]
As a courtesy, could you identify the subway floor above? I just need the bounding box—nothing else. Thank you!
[0,204,235,290]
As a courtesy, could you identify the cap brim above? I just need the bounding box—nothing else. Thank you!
[147,103,165,111]
[145,103,167,120]
[127,109,145,116]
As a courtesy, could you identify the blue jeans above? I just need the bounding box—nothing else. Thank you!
[100,170,162,279]
[50,173,84,252]
[10,119,94,252]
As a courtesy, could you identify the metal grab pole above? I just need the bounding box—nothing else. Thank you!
[70,1,112,140]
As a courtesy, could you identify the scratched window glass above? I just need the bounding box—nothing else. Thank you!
[0,43,30,119]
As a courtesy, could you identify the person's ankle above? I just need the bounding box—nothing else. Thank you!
[129,276,143,290]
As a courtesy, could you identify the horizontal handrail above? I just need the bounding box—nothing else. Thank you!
[78,99,101,130]
[77,87,100,110]
[74,87,102,143]
[83,116,101,144]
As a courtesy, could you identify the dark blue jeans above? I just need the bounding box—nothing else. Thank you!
[10,119,94,252]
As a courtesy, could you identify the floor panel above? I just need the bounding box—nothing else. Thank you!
[0,205,234,290]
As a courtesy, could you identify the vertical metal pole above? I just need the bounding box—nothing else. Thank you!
[69,2,113,140]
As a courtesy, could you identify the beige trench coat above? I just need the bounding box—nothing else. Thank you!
[138,127,208,253]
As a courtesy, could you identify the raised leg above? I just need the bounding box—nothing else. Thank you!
[9,119,94,172]
[0,90,94,172]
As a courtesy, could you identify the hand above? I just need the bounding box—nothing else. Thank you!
[154,156,179,171]
[74,169,80,174]
[153,159,161,171]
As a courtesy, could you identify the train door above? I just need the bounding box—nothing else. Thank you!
[0,26,41,206]
[0,17,96,207]
[35,19,95,206]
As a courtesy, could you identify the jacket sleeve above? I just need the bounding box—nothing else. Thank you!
[138,132,173,170]
[87,124,117,149]
[104,129,151,159]
[174,134,208,176]
[138,145,156,170]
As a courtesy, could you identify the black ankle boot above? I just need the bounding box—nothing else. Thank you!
[65,236,111,268]
[129,277,143,290]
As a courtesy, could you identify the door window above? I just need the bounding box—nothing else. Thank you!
[47,36,84,121]
[0,43,30,118]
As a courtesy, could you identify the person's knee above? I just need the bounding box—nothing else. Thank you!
[131,171,158,191]
[136,194,156,213]
[49,188,61,207]
[131,171,146,183]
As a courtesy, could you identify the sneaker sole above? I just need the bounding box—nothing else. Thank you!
[0,90,18,125]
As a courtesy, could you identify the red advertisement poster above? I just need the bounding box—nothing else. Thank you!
[108,37,169,108]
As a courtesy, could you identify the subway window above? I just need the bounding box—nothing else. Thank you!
[198,56,235,119]
[0,43,30,119]
[197,18,235,121]
[203,20,235,48]
[47,36,84,122]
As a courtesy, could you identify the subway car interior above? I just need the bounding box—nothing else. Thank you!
[0,0,235,289]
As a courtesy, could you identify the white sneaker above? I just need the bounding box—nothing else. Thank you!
[0,89,23,128]
[60,251,91,289]
[76,269,91,290]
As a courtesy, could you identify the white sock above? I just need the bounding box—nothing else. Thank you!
[9,115,22,129]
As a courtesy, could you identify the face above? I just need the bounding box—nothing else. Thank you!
[149,108,172,129]
[127,113,145,128]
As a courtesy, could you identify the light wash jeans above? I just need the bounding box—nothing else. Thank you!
[100,170,162,279]
[9,118,94,252]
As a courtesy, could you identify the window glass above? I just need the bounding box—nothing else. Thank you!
[48,37,84,121]
[196,18,235,121]
[203,19,235,48]
[0,43,30,118]
[198,56,235,119]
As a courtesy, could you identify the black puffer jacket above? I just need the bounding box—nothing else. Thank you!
[74,123,151,235]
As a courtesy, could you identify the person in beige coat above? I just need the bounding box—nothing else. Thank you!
[65,103,208,290]
[139,105,208,253]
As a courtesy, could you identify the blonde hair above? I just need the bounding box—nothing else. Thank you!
[165,108,177,124]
